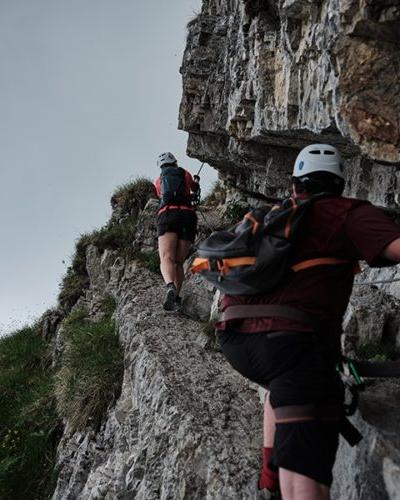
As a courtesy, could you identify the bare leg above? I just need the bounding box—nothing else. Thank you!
[175,239,192,294]
[280,469,330,500]
[259,391,279,490]
[264,391,275,447]
[158,232,178,285]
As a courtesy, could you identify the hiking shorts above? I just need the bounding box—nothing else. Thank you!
[217,330,344,486]
[157,209,197,243]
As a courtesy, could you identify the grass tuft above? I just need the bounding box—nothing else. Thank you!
[88,216,137,252]
[55,310,123,432]
[0,327,62,499]
[111,177,155,217]
[58,216,137,313]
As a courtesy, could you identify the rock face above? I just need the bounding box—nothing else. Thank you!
[179,0,400,202]
[332,379,400,500]
[52,254,263,500]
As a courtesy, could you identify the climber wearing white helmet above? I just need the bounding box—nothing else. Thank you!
[214,144,400,500]
[154,152,200,312]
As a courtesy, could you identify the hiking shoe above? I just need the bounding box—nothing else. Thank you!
[163,283,177,311]
[174,296,183,312]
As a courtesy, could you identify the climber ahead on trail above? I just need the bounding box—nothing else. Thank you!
[192,144,400,500]
[154,152,200,312]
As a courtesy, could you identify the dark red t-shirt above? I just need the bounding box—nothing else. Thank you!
[216,197,400,335]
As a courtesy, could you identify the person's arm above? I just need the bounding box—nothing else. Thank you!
[382,237,400,261]
[154,177,161,199]
[346,203,400,266]
[185,170,200,193]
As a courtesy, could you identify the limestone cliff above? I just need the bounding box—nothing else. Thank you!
[179,0,400,205]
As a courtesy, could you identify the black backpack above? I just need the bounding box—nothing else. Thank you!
[191,196,350,295]
[160,166,190,208]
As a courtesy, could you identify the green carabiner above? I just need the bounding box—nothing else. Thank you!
[347,360,364,386]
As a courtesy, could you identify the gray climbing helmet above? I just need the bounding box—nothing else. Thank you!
[293,144,344,179]
[157,152,177,168]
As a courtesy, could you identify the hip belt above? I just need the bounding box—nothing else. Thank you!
[222,304,320,330]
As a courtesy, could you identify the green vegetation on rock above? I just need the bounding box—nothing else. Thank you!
[58,177,158,314]
[0,326,62,500]
[111,177,155,216]
[55,303,124,432]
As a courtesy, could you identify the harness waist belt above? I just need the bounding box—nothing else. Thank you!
[222,304,319,329]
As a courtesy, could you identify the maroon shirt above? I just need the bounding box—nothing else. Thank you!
[216,197,400,336]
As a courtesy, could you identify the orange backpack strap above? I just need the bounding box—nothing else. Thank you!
[193,256,360,275]
[291,257,354,273]
[191,258,210,273]
[191,257,257,275]
[217,257,256,275]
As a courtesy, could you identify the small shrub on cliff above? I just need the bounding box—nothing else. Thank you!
[89,215,137,252]
[58,267,90,313]
[0,327,62,499]
[55,309,123,431]
[58,233,92,313]
[111,177,155,216]
[58,216,137,313]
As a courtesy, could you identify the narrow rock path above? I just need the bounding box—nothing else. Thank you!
[54,266,264,500]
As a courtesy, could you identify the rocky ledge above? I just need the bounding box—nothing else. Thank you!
[52,253,263,500]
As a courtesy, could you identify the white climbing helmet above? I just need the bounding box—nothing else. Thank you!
[157,152,177,168]
[293,144,344,179]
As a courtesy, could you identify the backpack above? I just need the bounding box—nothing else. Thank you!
[160,166,191,208]
[191,196,351,295]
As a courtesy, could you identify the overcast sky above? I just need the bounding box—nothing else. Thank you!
[0,0,217,335]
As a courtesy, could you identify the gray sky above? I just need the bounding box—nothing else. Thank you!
[0,0,217,334]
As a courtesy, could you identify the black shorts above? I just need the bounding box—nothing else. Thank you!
[217,330,344,486]
[157,209,197,243]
